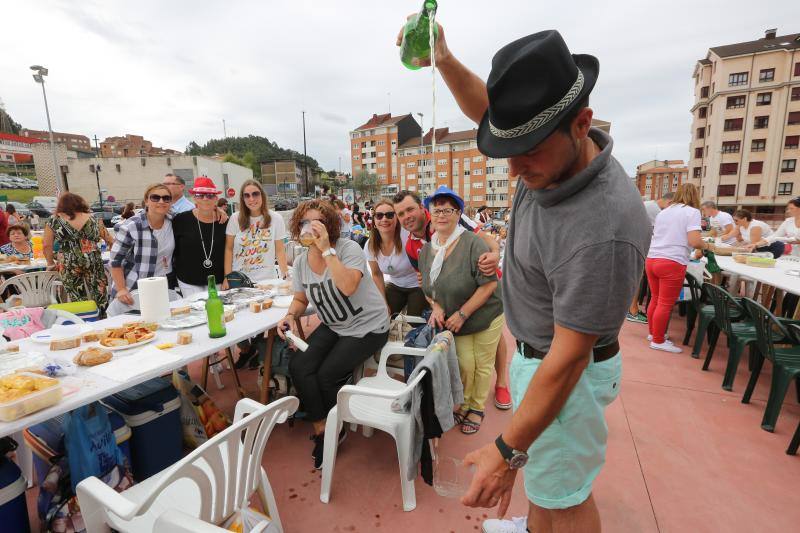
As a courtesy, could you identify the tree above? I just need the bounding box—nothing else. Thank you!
[0,100,21,135]
[241,151,260,179]
[353,169,379,202]
[184,135,319,171]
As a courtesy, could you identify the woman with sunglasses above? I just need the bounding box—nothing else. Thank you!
[172,177,227,297]
[108,183,175,315]
[419,186,504,435]
[224,179,288,287]
[365,199,428,316]
[278,199,389,469]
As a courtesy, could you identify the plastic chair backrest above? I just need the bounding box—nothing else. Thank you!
[705,284,742,335]
[0,271,61,307]
[684,273,704,311]
[130,396,298,525]
[741,298,788,363]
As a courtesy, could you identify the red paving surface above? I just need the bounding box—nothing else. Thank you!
[24,310,800,532]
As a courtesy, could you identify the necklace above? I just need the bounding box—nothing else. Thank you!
[381,238,395,273]
[196,216,215,268]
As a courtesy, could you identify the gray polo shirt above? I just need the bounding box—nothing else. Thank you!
[502,128,651,353]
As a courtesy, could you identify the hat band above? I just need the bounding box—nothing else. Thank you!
[489,69,585,140]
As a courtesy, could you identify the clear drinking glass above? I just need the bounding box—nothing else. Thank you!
[299,222,315,247]
[433,455,475,498]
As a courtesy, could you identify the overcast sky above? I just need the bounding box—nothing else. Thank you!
[2,0,799,176]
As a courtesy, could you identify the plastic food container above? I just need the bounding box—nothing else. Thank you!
[746,256,776,268]
[0,373,62,422]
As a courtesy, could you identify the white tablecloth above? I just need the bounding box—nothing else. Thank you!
[0,298,300,437]
[715,256,800,295]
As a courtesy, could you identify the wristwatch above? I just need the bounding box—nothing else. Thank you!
[322,248,337,258]
[495,435,529,470]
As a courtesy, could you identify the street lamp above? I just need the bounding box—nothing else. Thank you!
[30,65,65,193]
[416,113,424,197]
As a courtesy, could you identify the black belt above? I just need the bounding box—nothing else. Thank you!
[516,340,620,363]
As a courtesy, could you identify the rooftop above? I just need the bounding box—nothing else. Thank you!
[705,29,800,59]
[353,113,415,132]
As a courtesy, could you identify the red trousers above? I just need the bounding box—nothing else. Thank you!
[645,258,687,344]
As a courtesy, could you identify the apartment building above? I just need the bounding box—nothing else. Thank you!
[689,28,800,216]
[100,134,181,158]
[20,128,91,153]
[260,158,305,196]
[635,159,689,200]
[349,113,423,192]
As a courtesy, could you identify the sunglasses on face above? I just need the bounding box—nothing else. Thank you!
[243,191,262,199]
[374,211,396,220]
[148,194,172,203]
[194,193,218,200]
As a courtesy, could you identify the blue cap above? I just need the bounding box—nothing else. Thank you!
[424,185,465,212]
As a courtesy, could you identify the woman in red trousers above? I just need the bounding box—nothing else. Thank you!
[645,183,710,353]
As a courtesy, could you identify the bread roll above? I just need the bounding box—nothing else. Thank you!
[73,347,112,366]
[49,337,81,351]
[177,332,193,345]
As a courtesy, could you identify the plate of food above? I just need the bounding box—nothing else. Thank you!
[98,322,158,351]
[30,324,95,344]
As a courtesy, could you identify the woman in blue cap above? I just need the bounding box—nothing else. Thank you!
[419,186,505,434]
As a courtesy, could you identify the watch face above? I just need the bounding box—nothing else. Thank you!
[509,453,528,470]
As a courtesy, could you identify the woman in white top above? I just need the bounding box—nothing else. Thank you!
[646,184,710,353]
[748,198,800,256]
[365,199,429,316]
[733,209,785,258]
[223,179,288,286]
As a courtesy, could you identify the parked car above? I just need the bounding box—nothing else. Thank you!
[5,202,31,219]
[26,201,53,218]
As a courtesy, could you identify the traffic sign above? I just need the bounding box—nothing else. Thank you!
[227,188,235,198]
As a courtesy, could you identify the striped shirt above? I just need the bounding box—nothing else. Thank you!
[109,212,173,296]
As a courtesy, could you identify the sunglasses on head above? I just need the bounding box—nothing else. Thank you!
[243,191,261,199]
[374,211,396,220]
[148,194,172,203]
[193,193,218,200]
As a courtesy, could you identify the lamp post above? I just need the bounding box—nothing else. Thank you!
[416,113,424,197]
[30,65,64,193]
[92,135,103,208]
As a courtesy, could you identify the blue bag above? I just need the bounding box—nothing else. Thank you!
[62,402,124,491]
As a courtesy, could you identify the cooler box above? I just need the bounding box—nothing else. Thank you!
[0,456,30,533]
[23,408,132,486]
[102,377,182,481]
[47,301,100,322]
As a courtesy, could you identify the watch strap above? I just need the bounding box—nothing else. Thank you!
[495,435,514,461]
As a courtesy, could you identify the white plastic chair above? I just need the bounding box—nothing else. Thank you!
[153,509,276,532]
[0,271,62,307]
[320,344,428,512]
[77,396,299,533]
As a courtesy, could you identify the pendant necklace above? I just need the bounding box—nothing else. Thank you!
[196,216,214,268]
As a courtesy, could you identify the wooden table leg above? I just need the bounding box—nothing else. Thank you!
[260,328,276,405]
[225,347,246,399]
[775,289,785,316]
[201,356,210,390]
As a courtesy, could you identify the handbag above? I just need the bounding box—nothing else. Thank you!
[225,271,254,289]
[62,403,124,491]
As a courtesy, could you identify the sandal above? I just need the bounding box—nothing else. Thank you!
[460,410,484,435]
[453,411,467,425]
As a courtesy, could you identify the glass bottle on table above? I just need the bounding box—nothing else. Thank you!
[205,275,227,338]
[399,0,439,70]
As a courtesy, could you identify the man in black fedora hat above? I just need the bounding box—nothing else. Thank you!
[398,24,651,533]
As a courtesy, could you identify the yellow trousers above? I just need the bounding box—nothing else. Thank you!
[454,314,505,412]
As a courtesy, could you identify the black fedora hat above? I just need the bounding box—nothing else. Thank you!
[477,30,599,158]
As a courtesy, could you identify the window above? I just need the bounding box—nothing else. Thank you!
[788,112,800,125]
[786,136,800,149]
[746,184,761,196]
[779,182,794,195]
[377,141,385,146]
[721,141,740,154]
[472,182,484,189]
[698,107,707,118]
[748,161,763,174]
[697,127,705,139]
[719,162,738,175]
[717,184,736,196]
[353,155,359,160]
[166,157,171,166]
[701,86,709,98]
[89,164,95,173]
[694,147,704,158]
[728,72,748,86]
[693,167,701,178]
[752,139,766,152]
[756,92,772,106]
[759,68,775,82]
[754,116,769,129]
[796,63,800,77]
[792,87,800,101]
[782,159,797,173]
[724,118,743,131]
[726,95,745,109]
[115,164,121,172]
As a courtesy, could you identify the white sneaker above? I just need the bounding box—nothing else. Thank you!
[647,334,670,342]
[650,341,682,353]
[482,516,528,533]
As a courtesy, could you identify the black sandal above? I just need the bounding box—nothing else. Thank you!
[453,411,467,425]
[460,410,484,435]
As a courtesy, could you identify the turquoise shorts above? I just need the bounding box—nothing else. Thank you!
[509,350,622,509]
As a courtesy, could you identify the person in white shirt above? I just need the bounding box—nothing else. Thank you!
[701,201,737,245]
[732,209,785,258]
[333,199,352,239]
[627,193,674,324]
[646,184,709,353]
[365,199,428,316]
[749,198,800,257]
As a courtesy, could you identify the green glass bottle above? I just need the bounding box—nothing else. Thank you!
[205,275,227,338]
[399,0,439,70]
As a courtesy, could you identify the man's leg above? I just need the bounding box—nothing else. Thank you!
[529,494,601,533]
